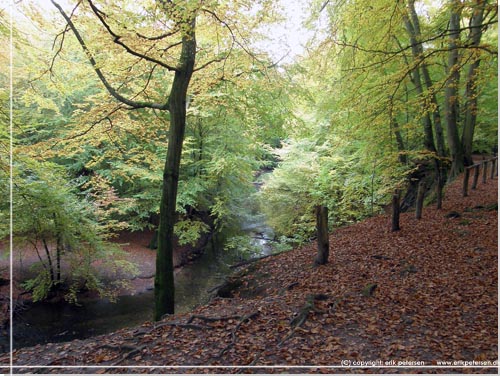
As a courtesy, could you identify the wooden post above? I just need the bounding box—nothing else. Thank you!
[463,168,470,197]
[391,189,400,232]
[482,160,488,184]
[491,157,498,179]
[314,205,329,265]
[415,180,425,220]
[471,164,480,189]
[436,169,443,210]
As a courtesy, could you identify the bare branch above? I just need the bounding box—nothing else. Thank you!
[136,30,178,41]
[319,0,331,13]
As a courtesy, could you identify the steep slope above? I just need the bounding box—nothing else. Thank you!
[2,174,497,374]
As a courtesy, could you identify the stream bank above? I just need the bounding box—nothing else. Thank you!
[5,212,275,351]
[3,174,497,372]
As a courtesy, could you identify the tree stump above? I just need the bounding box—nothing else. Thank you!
[491,158,497,179]
[482,160,488,184]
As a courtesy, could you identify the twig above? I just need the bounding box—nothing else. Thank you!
[216,311,260,358]
[111,344,147,365]
[154,322,213,331]
[187,314,242,324]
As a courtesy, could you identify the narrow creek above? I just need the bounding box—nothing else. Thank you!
[9,216,274,350]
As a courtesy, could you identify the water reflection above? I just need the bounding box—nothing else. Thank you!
[10,219,274,350]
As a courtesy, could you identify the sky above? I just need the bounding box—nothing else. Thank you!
[253,0,330,65]
[261,0,316,64]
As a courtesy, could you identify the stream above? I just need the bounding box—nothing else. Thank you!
[8,216,274,350]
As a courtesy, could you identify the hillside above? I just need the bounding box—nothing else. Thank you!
[1,174,497,374]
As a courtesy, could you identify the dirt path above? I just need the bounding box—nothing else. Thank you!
[1,171,497,373]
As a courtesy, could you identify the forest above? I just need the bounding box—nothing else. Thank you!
[0,0,498,373]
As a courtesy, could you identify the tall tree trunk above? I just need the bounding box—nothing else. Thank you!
[403,0,445,207]
[314,206,329,265]
[446,0,465,180]
[154,19,196,321]
[407,0,445,157]
[462,0,486,166]
[389,94,408,165]
[401,2,437,155]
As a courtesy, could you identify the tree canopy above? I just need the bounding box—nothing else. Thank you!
[3,0,497,318]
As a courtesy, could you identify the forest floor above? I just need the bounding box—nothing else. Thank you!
[1,172,498,374]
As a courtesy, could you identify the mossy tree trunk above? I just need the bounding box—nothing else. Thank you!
[154,20,197,321]
[51,1,199,321]
[462,1,486,167]
[445,0,464,180]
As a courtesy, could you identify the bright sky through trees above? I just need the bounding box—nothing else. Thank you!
[3,0,315,66]
[258,0,317,64]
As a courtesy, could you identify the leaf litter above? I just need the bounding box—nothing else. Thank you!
[2,175,497,374]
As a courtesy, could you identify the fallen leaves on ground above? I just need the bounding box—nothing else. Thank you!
[2,174,497,374]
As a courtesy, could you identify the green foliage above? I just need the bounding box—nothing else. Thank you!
[21,269,53,302]
[260,138,385,240]
[8,0,496,285]
[175,219,210,246]
[3,155,138,303]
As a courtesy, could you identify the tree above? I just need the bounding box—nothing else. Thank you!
[0,154,137,303]
[303,0,496,211]
[154,6,196,321]
[461,0,491,166]
[43,0,195,319]
[47,0,281,320]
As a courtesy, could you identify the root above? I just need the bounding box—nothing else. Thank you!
[278,294,326,347]
[111,344,147,366]
[187,314,242,324]
[216,311,260,358]
[154,322,213,331]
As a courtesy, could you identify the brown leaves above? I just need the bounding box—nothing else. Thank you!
[6,176,498,372]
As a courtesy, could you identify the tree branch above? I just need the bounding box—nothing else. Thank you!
[334,20,497,58]
[86,0,179,72]
[135,30,178,41]
[50,0,169,110]
[319,0,331,13]
[201,8,271,68]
